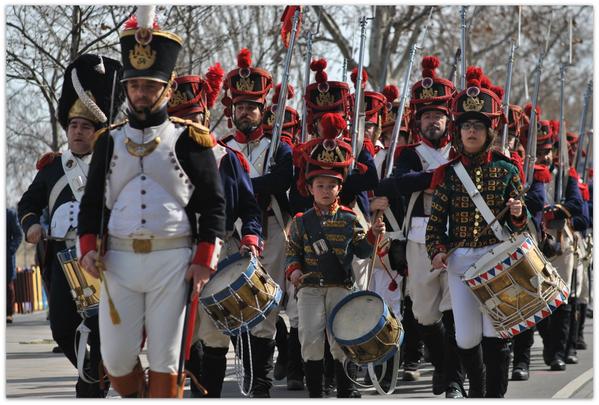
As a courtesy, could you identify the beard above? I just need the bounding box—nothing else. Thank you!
[421,124,445,141]
[234,116,262,133]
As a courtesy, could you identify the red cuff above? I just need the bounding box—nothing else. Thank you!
[79,234,97,260]
[192,239,224,271]
[241,234,263,254]
[511,212,527,227]
[285,262,302,280]
[367,229,378,245]
[543,210,556,223]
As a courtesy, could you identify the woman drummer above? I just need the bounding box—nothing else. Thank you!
[425,66,529,398]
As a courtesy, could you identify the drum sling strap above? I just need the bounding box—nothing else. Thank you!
[301,210,352,287]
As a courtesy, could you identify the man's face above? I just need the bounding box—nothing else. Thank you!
[67,118,96,155]
[537,148,553,166]
[126,79,167,112]
[365,123,376,141]
[233,102,262,132]
[308,176,342,207]
[419,110,447,142]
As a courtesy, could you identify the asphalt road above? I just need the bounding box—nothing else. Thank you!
[4,311,593,399]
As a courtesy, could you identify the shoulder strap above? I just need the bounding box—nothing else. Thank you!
[453,161,510,241]
[401,191,422,239]
[61,150,88,203]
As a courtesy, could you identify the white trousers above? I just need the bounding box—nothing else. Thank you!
[547,228,575,303]
[297,286,350,361]
[285,283,299,329]
[447,246,499,349]
[370,258,403,318]
[406,240,452,325]
[100,247,190,376]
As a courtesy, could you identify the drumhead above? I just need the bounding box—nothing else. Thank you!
[463,233,532,280]
[330,292,384,341]
[200,255,253,298]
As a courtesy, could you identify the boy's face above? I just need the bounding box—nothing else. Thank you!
[308,176,342,206]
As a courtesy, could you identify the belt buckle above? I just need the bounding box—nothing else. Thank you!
[132,239,152,254]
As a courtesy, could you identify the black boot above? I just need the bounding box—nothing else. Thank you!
[334,360,361,398]
[442,311,466,398]
[482,337,510,398]
[232,334,275,397]
[323,339,336,396]
[286,327,305,390]
[304,360,324,398]
[549,304,572,371]
[577,303,588,350]
[199,345,228,398]
[401,297,423,381]
[186,340,204,397]
[565,298,580,364]
[419,320,446,395]
[274,316,289,380]
[536,315,552,365]
[457,344,485,398]
[511,328,534,381]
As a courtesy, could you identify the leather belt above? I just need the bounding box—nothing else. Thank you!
[108,236,192,254]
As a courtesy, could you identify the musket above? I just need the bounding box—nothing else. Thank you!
[582,129,593,183]
[266,7,301,173]
[384,7,434,179]
[350,15,370,171]
[524,10,554,188]
[299,10,321,144]
[500,7,522,152]
[448,48,461,85]
[459,6,467,91]
[556,64,569,203]
[574,80,593,174]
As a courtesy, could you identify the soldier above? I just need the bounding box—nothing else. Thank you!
[426,66,529,398]
[263,83,301,147]
[18,53,123,397]
[167,66,264,398]
[376,55,464,397]
[77,10,226,397]
[287,112,385,398]
[221,48,294,398]
[535,120,583,372]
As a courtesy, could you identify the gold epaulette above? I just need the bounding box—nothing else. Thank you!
[169,116,216,148]
[92,120,128,150]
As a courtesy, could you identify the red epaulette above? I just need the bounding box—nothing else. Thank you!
[294,212,304,218]
[280,135,294,148]
[339,205,356,215]
[578,182,590,201]
[393,142,420,160]
[430,155,461,189]
[507,151,525,183]
[36,152,61,171]
[533,164,552,183]
[220,142,251,174]
[362,137,376,157]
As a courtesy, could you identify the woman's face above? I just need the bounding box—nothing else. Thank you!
[460,119,488,154]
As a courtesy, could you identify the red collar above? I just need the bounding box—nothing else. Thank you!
[314,199,340,216]
[420,134,451,149]
[459,150,492,167]
[234,126,264,143]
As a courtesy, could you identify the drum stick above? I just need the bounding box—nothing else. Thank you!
[366,210,385,291]
[429,184,530,272]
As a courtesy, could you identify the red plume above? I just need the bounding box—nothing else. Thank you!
[320,112,346,139]
[350,67,368,87]
[480,75,491,89]
[550,120,560,137]
[205,63,224,109]
[272,83,295,105]
[490,85,505,100]
[237,48,252,69]
[382,85,400,103]
[421,55,440,79]
[524,103,541,120]
[281,6,302,49]
[466,66,483,88]
[311,58,328,83]
[123,15,160,30]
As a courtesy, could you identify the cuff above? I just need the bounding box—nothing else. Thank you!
[285,262,302,280]
[429,244,447,261]
[79,234,97,260]
[241,234,263,253]
[366,229,378,245]
[510,212,528,228]
[20,212,39,235]
[192,238,224,271]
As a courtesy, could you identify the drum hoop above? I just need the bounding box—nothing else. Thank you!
[200,257,256,304]
[219,285,282,336]
[328,291,390,346]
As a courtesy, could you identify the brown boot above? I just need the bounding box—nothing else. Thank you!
[108,360,146,398]
[148,370,180,398]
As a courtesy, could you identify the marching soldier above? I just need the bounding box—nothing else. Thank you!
[535,121,584,372]
[167,67,264,398]
[263,83,301,147]
[18,53,124,397]
[78,10,226,397]
[376,55,464,397]
[221,48,294,398]
[427,66,529,398]
[287,112,385,398]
